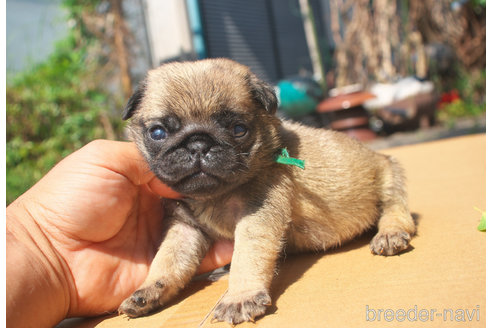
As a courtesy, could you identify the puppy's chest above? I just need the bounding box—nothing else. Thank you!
[183,197,246,240]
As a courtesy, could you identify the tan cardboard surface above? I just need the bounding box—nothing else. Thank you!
[67,134,486,328]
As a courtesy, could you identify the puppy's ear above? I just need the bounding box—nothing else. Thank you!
[122,82,146,120]
[247,74,278,114]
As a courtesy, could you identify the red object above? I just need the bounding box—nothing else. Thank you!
[317,92,376,113]
[439,89,460,107]
[344,128,378,142]
[316,92,377,142]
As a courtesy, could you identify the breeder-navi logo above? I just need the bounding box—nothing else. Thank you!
[366,305,481,323]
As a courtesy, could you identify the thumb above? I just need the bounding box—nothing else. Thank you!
[72,140,182,199]
[148,177,182,199]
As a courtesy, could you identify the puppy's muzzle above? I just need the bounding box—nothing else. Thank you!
[152,128,241,195]
[168,132,226,181]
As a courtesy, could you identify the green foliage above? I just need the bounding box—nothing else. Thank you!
[431,60,486,124]
[6,2,123,204]
[438,99,484,123]
[471,0,486,9]
[454,67,485,103]
[437,67,486,123]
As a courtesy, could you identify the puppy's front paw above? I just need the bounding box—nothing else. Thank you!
[118,280,169,318]
[213,290,271,325]
[370,230,411,256]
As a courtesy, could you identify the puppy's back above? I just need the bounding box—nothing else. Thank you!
[280,121,388,251]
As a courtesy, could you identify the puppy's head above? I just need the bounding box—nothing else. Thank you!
[123,59,281,198]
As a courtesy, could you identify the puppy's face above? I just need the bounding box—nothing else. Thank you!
[123,59,281,198]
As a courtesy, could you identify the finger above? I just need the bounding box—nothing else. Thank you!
[73,140,181,199]
[198,240,234,274]
[148,177,182,199]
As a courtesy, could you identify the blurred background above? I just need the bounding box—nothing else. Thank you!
[6,0,486,204]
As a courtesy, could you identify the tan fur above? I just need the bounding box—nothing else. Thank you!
[118,59,416,324]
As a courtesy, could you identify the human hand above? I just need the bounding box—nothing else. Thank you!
[7,140,233,327]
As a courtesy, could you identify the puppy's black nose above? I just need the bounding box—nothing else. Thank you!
[186,134,214,155]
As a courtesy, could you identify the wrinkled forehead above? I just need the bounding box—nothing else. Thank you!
[140,61,254,120]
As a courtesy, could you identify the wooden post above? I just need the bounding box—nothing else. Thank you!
[299,0,326,91]
[110,0,133,99]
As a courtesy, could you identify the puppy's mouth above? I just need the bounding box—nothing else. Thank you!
[181,167,221,184]
[164,167,223,196]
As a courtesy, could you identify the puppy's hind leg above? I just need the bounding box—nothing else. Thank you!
[370,156,416,256]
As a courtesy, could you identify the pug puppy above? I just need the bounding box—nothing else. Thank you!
[118,58,416,324]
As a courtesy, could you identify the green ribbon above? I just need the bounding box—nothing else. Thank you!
[275,148,305,170]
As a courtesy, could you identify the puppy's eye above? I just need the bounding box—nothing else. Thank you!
[233,124,248,138]
[149,126,167,141]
